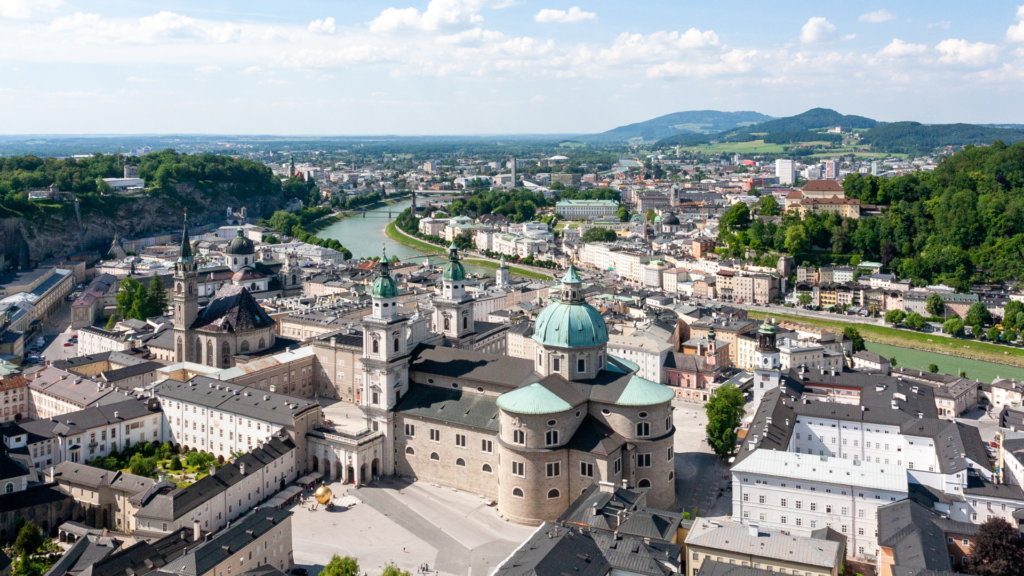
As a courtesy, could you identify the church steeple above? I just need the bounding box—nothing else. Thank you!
[173,209,199,363]
[178,210,194,263]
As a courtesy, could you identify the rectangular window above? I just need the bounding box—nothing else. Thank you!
[759,495,765,504]
[577,358,585,373]
[546,462,560,477]
[513,430,526,445]
[405,424,415,437]
[455,434,467,448]
[553,358,560,372]
[613,458,621,474]
[512,462,525,477]
[430,429,440,442]
[637,454,651,467]
[481,439,493,453]
[636,422,650,437]
[545,430,559,446]
[580,462,594,477]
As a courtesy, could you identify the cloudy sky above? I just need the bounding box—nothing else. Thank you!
[2,0,1024,135]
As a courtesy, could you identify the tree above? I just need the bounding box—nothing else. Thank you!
[843,327,866,353]
[966,302,993,327]
[784,225,810,258]
[616,205,630,222]
[116,277,145,320]
[928,363,939,373]
[905,312,927,330]
[453,232,473,250]
[704,385,745,457]
[967,518,1024,576]
[105,314,118,330]
[797,293,813,307]
[720,202,751,230]
[168,455,183,471]
[944,317,965,336]
[757,195,780,216]
[889,356,898,367]
[884,310,906,325]
[129,454,157,476]
[1004,300,1024,329]
[582,228,617,243]
[926,293,945,317]
[264,235,279,245]
[145,275,168,318]
[381,566,411,576]
[321,555,360,576]
[646,209,657,223]
[14,522,43,557]
[987,326,1002,341]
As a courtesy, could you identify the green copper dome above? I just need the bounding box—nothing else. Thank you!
[371,250,398,299]
[615,375,676,406]
[497,383,572,415]
[532,263,608,349]
[441,243,466,282]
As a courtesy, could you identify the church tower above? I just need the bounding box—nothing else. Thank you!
[173,211,199,363]
[432,244,476,349]
[752,320,781,405]
[495,255,510,288]
[360,248,411,476]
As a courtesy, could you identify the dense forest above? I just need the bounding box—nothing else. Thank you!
[721,141,1024,290]
[0,151,281,219]
[858,122,1024,154]
[440,187,620,223]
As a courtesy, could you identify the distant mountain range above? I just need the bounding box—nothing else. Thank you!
[580,107,1024,154]
[580,110,774,143]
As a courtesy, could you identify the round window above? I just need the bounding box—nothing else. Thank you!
[427,379,434,384]
[477,387,484,393]
[451,383,459,389]
[601,409,610,415]
[575,411,581,418]
[638,412,648,419]
[547,420,557,427]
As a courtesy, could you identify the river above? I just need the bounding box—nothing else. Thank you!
[315,199,494,277]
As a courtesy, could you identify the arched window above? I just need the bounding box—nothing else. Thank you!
[258,337,265,349]
[463,317,468,329]
[4,483,12,494]
[482,464,492,473]
[372,341,379,354]
[292,275,297,285]
[430,452,440,461]
[638,479,651,488]
[195,338,202,363]
[547,489,560,499]
[251,283,256,291]
[176,337,182,359]
[233,258,238,265]
[405,447,415,455]
[240,341,250,353]
[512,488,524,498]
[206,341,214,366]
[394,338,399,351]
[456,458,466,467]
[221,342,230,367]
[444,318,450,330]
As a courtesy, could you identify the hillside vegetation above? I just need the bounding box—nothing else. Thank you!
[582,110,773,142]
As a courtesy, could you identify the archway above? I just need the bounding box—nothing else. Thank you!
[311,456,319,472]
[101,509,109,529]
[359,464,366,484]
[324,460,332,479]
[335,465,342,481]
[346,466,354,484]
[371,459,379,480]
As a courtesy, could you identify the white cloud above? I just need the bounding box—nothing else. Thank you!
[598,28,718,65]
[369,0,511,33]
[243,65,262,74]
[936,38,1000,65]
[308,17,335,34]
[435,27,504,45]
[647,49,757,78]
[1008,5,1024,43]
[49,11,250,44]
[195,65,221,73]
[842,33,856,40]
[859,9,896,23]
[677,27,719,48]
[800,17,837,43]
[531,94,545,102]
[0,0,62,19]
[126,77,153,82]
[534,7,596,24]
[878,38,927,57]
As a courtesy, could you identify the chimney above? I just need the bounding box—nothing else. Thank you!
[114,411,119,419]
[748,523,759,537]
[209,466,216,476]
[193,519,201,541]
[48,466,55,483]
[240,462,246,475]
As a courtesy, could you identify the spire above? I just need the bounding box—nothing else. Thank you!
[379,244,391,277]
[178,209,194,262]
[499,254,507,268]
[560,262,581,285]
[448,243,460,262]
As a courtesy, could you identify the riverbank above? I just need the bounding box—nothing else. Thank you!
[384,220,446,254]
[748,311,1024,369]
[463,259,553,281]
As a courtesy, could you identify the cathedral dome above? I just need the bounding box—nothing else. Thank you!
[662,212,679,225]
[532,264,608,349]
[225,228,255,256]
[371,256,398,299]
[441,243,466,282]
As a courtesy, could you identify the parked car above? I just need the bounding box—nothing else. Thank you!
[63,342,74,347]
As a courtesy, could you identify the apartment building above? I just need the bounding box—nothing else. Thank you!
[555,200,618,220]
[685,518,845,576]
[27,366,135,420]
[0,375,28,423]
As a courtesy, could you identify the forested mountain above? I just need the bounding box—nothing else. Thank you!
[581,110,773,142]
[655,108,876,146]
[721,141,1024,290]
[858,122,1024,154]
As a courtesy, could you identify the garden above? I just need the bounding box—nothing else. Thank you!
[87,442,224,488]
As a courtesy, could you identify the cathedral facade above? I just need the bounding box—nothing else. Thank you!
[348,246,679,525]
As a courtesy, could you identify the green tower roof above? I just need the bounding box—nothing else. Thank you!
[441,243,466,282]
[177,210,194,263]
[370,249,398,299]
[496,383,573,415]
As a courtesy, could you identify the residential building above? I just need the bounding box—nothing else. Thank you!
[27,366,134,420]
[685,518,845,576]
[852,351,891,375]
[774,159,795,186]
[555,200,619,220]
[877,499,979,576]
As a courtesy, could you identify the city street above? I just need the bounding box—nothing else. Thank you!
[37,302,79,362]
[672,399,732,518]
[290,479,535,576]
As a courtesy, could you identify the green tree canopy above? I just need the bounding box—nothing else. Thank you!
[797,293,813,307]
[757,195,780,216]
[965,302,993,327]
[617,205,630,222]
[944,317,965,336]
[905,312,927,330]
[582,228,617,243]
[843,327,866,352]
[884,310,905,325]
[705,385,745,457]
[928,363,939,373]
[720,202,751,230]
[926,293,945,317]
[14,522,43,557]
[321,555,360,576]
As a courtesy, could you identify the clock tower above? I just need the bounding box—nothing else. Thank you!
[173,211,199,363]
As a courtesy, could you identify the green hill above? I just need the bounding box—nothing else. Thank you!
[859,122,1024,154]
[581,110,773,143]
[656,108,876,147]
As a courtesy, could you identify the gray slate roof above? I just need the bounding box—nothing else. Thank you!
[160,509,291,576]
[395,385,499,431]
[154,378,318,426]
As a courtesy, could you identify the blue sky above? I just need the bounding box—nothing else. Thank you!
[2,0,1024,135]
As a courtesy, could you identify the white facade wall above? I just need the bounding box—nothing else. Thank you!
[156,395,282,459]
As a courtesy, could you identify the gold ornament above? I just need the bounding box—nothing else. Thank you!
[314,485,332,504]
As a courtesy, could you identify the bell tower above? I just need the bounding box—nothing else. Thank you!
[752,320,781,405]
[173,210,199,363]
[432,244,476,349]
[359,248,410,476]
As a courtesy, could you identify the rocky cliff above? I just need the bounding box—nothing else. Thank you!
[2,182,285,265]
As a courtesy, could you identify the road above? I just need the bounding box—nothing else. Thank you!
[31,301,79,362]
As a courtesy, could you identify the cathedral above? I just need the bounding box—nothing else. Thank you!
[352,245,679,525]
[171,214,278,367]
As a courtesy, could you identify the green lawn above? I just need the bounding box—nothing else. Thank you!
[748,311,1024,368]
[680,140,787,154]
[463,259,553,281]
[385,221,445,254]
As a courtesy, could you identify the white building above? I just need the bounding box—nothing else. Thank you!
[731,450,908,561]
[555,200,619,220]
[775,159,795,186]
